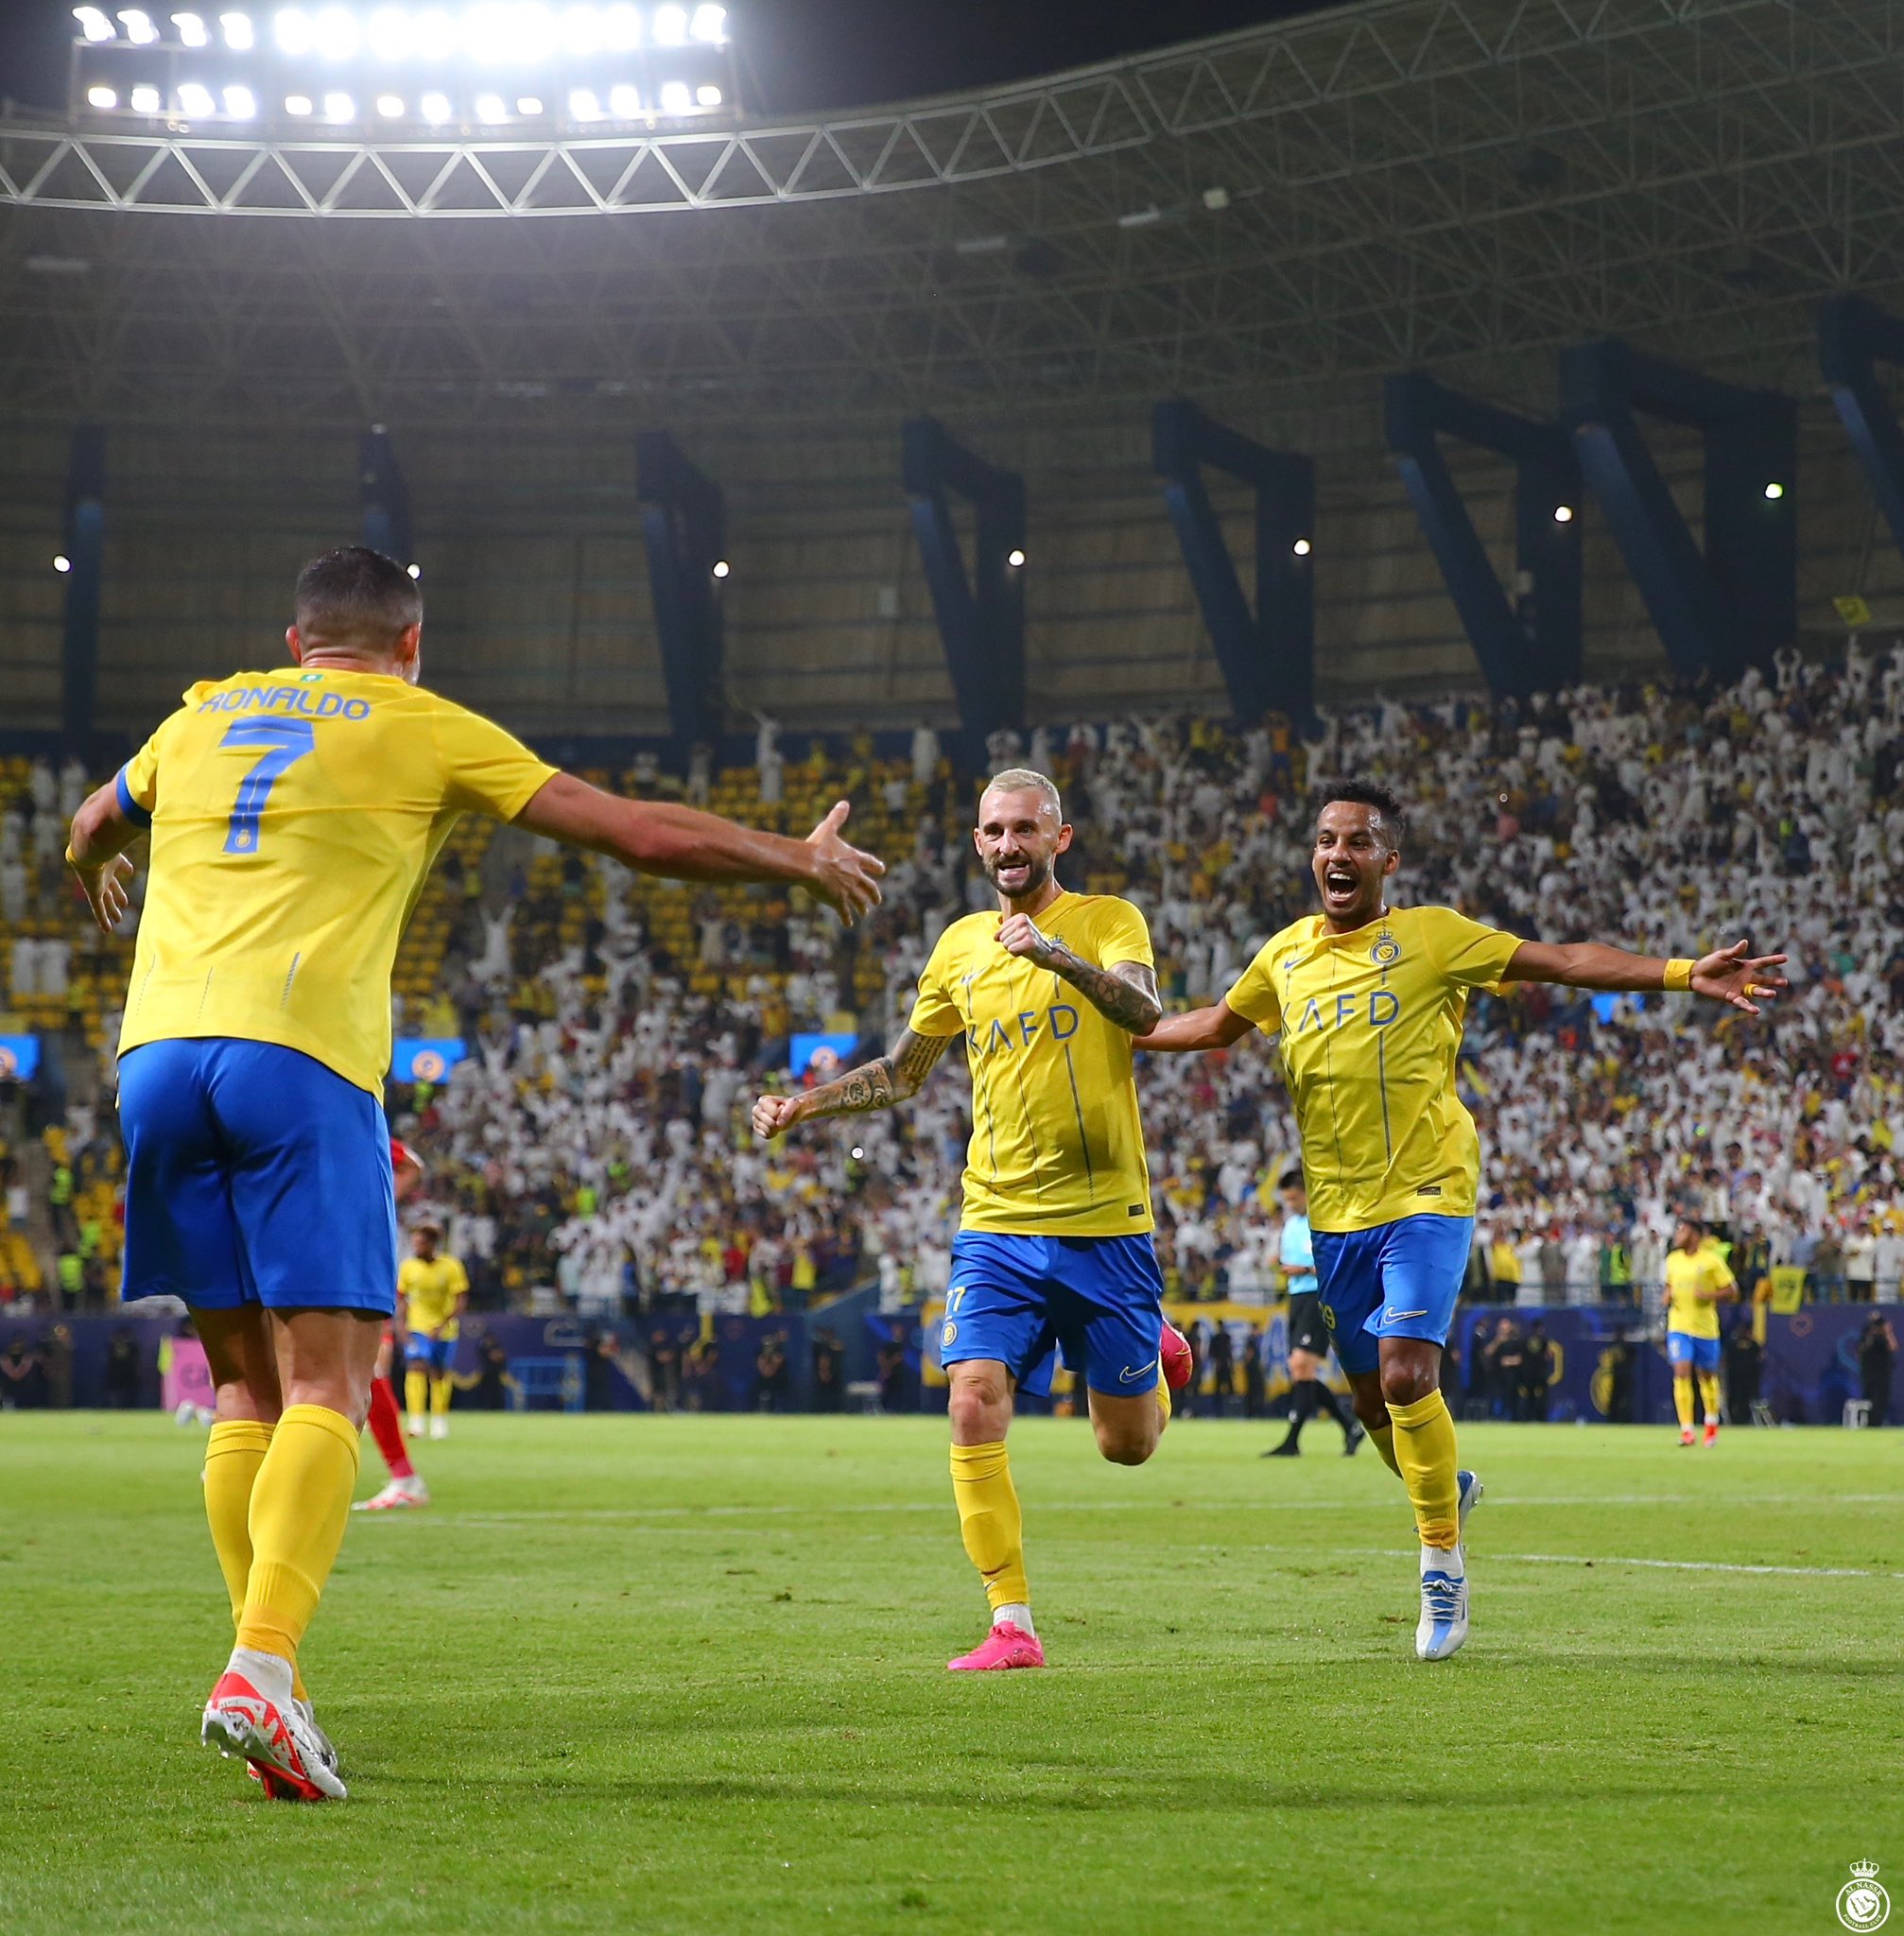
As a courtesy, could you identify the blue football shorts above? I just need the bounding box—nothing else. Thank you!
[1310,1213,1475,1379]
[119,1037,398,1316]
[404,1333,456,1374]
[1666,1330,1722,1372]
[941,1231,1165,1399]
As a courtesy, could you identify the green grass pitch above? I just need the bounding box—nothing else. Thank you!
[2,1411,1900,1934]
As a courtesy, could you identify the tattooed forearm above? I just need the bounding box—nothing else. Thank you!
[1046,947,1164,1035]
[790,1028,953,1125]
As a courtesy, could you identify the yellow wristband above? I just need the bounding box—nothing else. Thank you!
[1664,959,1693,993]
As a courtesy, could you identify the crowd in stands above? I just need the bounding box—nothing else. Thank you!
[4,643,1904,1340]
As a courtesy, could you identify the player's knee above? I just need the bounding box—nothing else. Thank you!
[1094,1418,1158,1466]
[947,1370,1010,1442]
[1377,1357,1437,1409]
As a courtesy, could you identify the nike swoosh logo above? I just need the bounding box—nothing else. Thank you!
[1119,1358,1160,1383]
[1383,1308,1428,1322]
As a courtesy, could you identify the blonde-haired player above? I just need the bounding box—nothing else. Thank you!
[400,1221,467,1440]
[1664,1215,1737,1447]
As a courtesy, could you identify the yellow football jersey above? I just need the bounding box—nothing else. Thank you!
[1224,904,1522,1233]
[909,891,1154,1236]
[399,1253,469,1339]
[1665,1245,1735,1340]
[115,666,557,1096]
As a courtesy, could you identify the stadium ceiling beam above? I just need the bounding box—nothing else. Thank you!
[1818,294,1904,568]
[1,0,1900,219]
[636,430,727,748]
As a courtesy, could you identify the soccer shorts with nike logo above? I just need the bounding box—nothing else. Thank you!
[942,1232,1165,1399]
[1310,1213,1475,1377]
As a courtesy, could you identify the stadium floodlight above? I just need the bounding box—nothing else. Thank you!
[1006,547,1026,568]
[376,92,405,116]
[224,83,257,114]
[658,78,689,112]
[312,5,359,57]
[171,11,210,44]
[475,92,507,121]
[558,4,600,54]
[218,10,253,46]
[86,84,118,108]
[74,8,116,42]
[601,2,639,48]
[117,9,160,42]
[712,558,730,579]
[54,555,73,574]
[516,95,543,113]
[284,91,312,112]
[1764,481,1786,500]
[1553,504,1575,524]
[322,89,354,120]
[407,563,422,579]
[689,4,724,43]
[696,84,719,106]
[568,87,601,118]
[420,89,450,121]
[130,82,161,109]
[1292,538,1312,557]
[411,7,455,55]
[365,7,410,58]
[273,8,313,53]
[608,81,638,114]
[653,4,686,44]
[177,80,215,114]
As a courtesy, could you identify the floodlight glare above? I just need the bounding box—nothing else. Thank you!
[420,90,451,121]
[689,4,725,42]
[411,8,455,56]
[312,5,359,57]
[1553,504,1575,524]
[178,80,215,114]
[712,559,731,579]
[322,89,354,120]
[86,84,117,107]
[696,83,720,106]
[608,81,638,114]
[601,2,640,48]
[475,92,507,121]
[1764,481,1785,500]
[1006,547,1026,568]
[568,87,601,118]
[54,555,73,574]
[223,83,257,114]
[659,78,689,112]
[74,9,116,43]
[558,4,600,54]
[1292,538,1312,557]
[463,0,509,60]
[218,10,253,47]
[117,9,160,43]
[654,4,687,45]
[284,91,313,112]
[376,93,404,116]
[273,8,313,53]
[130,82,162,110]
[172,11,210,45]
[516,95,543,113]
[366,7,410,58]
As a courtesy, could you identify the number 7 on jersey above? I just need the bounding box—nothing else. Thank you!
[219,718,316,855]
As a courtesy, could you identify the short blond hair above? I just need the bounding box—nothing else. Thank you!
[979,768,1063,821]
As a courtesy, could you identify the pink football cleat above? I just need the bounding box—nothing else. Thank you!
[1159,1319,1193,1392]
[201,1671,346,1801]
[1702,1421,1720,1448]
[947,1621,1046,1671]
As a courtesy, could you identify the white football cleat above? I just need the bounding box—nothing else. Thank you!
[202,1670,346,1801]
[354,1474,430,1512]
[1457,1467,1483,1531]
[1415,1552,1469,1662]
[427,1415,448,1441]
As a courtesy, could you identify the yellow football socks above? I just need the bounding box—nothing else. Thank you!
[431,1374,453,1419]
[1673,1374,1696,1430]
[950,1440,1029,1611]
[204,1419,272,1628]
[1387,1389,1461,1550]
[1697,1372,1722,1426]
[236,1403,361,1668]
[406,1368,428,1422]
[1155,1371,1171,1426]
[1367,1418,1402,1479]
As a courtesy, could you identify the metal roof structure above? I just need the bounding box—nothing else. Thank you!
[3,0,1902,438]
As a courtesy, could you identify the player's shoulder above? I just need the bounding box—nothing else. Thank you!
[1255,914,1321,962]
[1062,890,1150,931]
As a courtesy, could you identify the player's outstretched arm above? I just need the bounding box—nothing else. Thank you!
[65,781,140,934]
[1134,1000,1256,1053]
[995,913,1164,1034]
[515,774,885,925]
[1499,938,1789,1016]
[751,1028,954,1138]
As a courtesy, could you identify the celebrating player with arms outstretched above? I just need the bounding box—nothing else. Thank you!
[1139,780,1785,1661]
[66,546,885,1799]
[753,769,1189,1670]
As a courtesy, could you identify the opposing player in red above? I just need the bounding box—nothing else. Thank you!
[355,1138,430,1512]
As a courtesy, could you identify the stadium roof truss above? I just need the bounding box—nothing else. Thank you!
[3,0,1904,433]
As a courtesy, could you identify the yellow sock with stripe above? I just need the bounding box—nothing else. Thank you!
[406,1369,428,1421]
[1367,1419,1402,1479]
[950,1441,1029,1613]
[1387,1389,1461,1551]
[1697,1372,1722,1425]
[1673,1375,1696,1430]
[430,1374,453,1418]
[236,1404,361,1669]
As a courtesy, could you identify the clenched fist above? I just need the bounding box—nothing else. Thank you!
[995,911,1059,965]
[752,1093,802,1139]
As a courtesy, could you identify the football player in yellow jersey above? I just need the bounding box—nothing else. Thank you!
[752,769,1190,1671]
[1140,781,1786,1661]
[399,1221,468,1441]
[63,546,885,1800]
[1663,1215,1737,1448]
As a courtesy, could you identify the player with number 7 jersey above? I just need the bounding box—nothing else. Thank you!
[66,545,886,1803]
